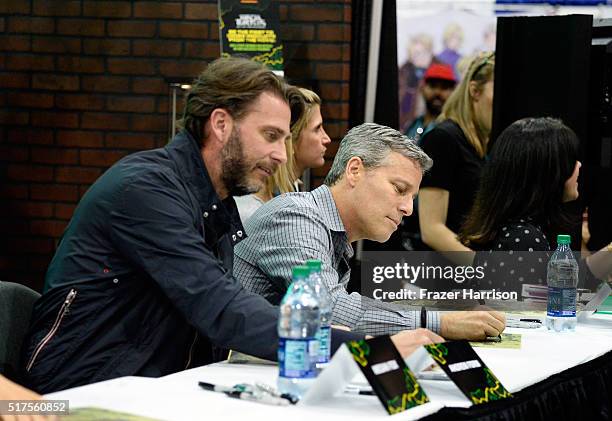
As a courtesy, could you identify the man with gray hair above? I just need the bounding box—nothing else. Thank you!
[234,123,505,339]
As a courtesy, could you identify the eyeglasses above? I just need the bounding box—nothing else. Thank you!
[470,51,495,80]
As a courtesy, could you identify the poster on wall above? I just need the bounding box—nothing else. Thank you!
[396,0,612,133]
[218,0,284,74]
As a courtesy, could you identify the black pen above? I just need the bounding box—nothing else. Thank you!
[224,390,290,406]
[198,381,236,393]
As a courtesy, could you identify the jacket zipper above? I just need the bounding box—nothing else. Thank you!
[26,289,77,372]
[184,331,198,370]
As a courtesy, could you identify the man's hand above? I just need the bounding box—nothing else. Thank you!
[390,328,445,357]
[440,311,506,340]
[0,375,56,421]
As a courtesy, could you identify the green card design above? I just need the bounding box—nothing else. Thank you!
[424,341,512,405]
[346,336,429,415]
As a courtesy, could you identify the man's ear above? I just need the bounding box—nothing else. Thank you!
[468,80,480,102]
[207,108,233,144]
[345,156,364,187]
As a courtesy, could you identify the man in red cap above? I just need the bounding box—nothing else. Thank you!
[404,63,456,143]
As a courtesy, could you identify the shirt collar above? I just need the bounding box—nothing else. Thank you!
[166,130,246,245]
[311,185,346,233]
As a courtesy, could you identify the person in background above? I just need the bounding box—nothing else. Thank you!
[435,22,465,78]
[459,117,612,293]
[418,52,494,263]
[235,88,331,222]
[235,123,506,340]
[405,63,457,145]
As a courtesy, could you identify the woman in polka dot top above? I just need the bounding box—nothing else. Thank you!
[458,117,611,294]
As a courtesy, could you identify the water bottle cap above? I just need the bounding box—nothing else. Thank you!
[556,234,571,245]
[305,259,322,272]
[292,265,310,278]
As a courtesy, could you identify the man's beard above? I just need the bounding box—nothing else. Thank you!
[220,128,259,197]
[424,96,443,116]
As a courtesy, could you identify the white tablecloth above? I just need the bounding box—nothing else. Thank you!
[47,313,612,420]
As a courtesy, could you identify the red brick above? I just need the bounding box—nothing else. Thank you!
[31,111,79,128]
[80,149,128,167]
[108,58,156,75]
[57,19,105,37]
[279,5,288,20]
[6,55,54,71]
[131,114,166,132]
[56,130,104,147]
[56,94,105,110]
[81,112,129,130]
[318,82,343,101]
[8,17,55,34]
[0,35,30,52]
[132,77,167,94]
[30,220,69,237]
[134,2,183,19]
[324,140,339,158]
[83,39,130,56]
[9,201,55,218]
[318,24,348,42]
[83,1,132,18]
[184,41,218,58]
[315,62,348,81]
[159,22,208,39]
[209,22,219,40]
[7,164,53,182]
[0,219,30,235]
[81,75,129,93]
[7,92,54,109]
[133,40,182,57]
[0,184,29,199]
[57,56,105,74]
[7,128,53,145]
[33,0,80,16]
[32,36,81,53]
[290,6,342,22]
[0,73,30,89]
[107,96,156,113]
[159,60,206,78]
[32,74,79,91]
[322,103,348,120]
[280,25,315,42]
[157,97,169,113]
[12,238,55,254]
[106,132,155,149]
[31,184,78,201]
[185,3,217,20]
[312,161,332,177]
[108,21,156,37]
[55,203,77,220]
[31,147,79,164]
[0,2,31,13]
[0,110,29,126]
[295,44,342,61]
[56,167,102,183]
[0,146,29,162]
[323,121,348,140]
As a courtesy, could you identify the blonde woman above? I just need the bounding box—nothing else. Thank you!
[235,88,331,222]
[418,52,494,260]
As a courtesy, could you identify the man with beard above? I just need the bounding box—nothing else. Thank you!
[20,57,443,394]
[405,63,456,143]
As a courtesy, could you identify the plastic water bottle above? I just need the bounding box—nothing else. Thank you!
[277,266,321,398]
[546,234,579,332]
[306,259,333,367]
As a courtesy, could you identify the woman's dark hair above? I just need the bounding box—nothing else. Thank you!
[459,117,579,247]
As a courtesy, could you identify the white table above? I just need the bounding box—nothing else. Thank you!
[47,313,612,420]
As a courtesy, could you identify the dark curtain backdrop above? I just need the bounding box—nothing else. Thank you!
[349,0,399,130]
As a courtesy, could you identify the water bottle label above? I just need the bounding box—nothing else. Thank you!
[278,338,317,379]
[316,326,331,363]
[546,287,576,317]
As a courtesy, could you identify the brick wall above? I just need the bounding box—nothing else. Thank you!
[0,0,351,290]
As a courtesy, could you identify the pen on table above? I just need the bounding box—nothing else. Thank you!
[344,386,375,396]
[198,381,236,393]
[224,390,290,406]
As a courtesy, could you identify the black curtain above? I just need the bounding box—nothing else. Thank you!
[349,0,399,130]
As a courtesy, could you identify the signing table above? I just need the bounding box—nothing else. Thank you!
[47,313,612,420]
